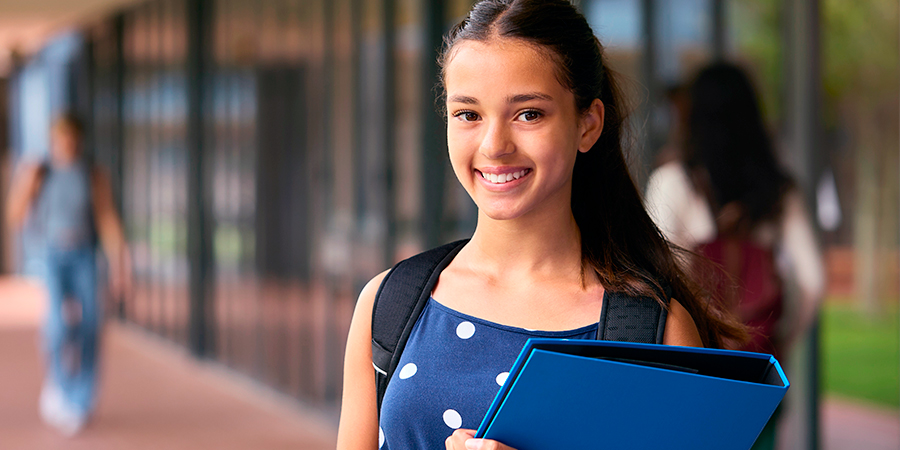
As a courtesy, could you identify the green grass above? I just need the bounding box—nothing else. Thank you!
[822,301,900,408]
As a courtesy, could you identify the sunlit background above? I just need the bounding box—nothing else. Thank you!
[0,0,896,449]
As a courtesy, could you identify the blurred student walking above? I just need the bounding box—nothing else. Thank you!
[645,62,825,450]
[6,113,130,435]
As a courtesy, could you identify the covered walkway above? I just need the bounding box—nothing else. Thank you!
[0,277,337,449]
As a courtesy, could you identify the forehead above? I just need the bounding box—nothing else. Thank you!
[444,39,567,99]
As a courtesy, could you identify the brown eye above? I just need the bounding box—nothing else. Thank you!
[517,110,542,122]
[454,111,480,122]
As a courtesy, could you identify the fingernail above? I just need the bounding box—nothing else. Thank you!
[465,438,484,450]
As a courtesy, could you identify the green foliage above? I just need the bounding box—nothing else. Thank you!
[823,0,900,99]
[822,301,900,408]
[730,0,783,122]
[730,0,900,125]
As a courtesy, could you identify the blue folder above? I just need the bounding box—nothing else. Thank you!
[475,339,789,450]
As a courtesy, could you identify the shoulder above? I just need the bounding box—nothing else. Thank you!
[646,161,691,194]
[18,160,47,179]
[663,298,703,347]
[779,188,811,225]
[352,270,391,335]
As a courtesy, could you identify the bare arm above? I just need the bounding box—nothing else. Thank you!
[337,270,390,450]
[91,169,131,297]
[779,189,825,350]
[663,299,703,347]
[6,163,44,230]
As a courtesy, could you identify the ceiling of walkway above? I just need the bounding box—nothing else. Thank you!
[0,0,143,76]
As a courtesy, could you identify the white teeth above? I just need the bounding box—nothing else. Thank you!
[481,169,527,184]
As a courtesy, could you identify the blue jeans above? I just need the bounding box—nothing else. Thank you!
[42,245,101,417]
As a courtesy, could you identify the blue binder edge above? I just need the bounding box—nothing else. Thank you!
[474,338,790,438]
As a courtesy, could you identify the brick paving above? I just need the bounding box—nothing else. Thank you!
[0,277,336,449]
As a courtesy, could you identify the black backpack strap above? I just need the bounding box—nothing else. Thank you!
[596,285,671,344]
[371,239,468,413]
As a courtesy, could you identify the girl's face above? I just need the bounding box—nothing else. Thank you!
[444,39,602,222]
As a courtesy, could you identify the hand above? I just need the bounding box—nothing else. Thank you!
[25,164,46,199]
[108,247,133,301]
[445,429,517,450]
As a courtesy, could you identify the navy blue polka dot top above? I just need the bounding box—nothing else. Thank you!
[378,297,598,449]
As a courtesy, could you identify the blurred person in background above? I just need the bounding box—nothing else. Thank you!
[645,62,825,450]
[6,112,130,436]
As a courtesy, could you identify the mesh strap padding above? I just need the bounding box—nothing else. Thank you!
[597,291,668,344]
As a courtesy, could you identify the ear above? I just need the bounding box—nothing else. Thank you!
[577,99,605,153]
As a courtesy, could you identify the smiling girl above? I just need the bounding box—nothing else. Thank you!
[337,1,745,449]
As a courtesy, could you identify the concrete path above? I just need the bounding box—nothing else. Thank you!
[822,396,899,450]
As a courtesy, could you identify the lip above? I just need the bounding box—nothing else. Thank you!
[475,166,532,190]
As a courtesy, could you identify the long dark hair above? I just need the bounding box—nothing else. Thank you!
[686,63,793,232]
[439,0,745,348]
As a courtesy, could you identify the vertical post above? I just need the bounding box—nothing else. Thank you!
[383,0,397,266]
[420,0,446,249]
[0,77,7,271]
[186,0,211,358]
[783,0,822,449]
[113,15,126,218]
[711,0,726,60]
[113,15,127,319]
[638,0,658,181]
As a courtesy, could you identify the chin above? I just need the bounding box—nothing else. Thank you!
[478,203,529,222]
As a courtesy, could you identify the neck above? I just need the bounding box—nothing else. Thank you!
[467,203,584,280]
[51,155,80,169]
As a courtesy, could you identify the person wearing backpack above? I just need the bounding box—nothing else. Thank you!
[645,63,825,450]
[6,113,131,435]
[338,2,747,449]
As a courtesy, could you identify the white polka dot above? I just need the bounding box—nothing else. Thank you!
[398,363,417,379]
[496,372,509,386]
[443,409,463,429]
[456,321,476,339]
[379,427,385,448]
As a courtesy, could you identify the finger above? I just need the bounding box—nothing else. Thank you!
[465,438,507,450]
[467,438,518,450]
[446,429,477,449]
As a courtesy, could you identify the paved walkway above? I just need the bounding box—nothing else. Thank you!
[0,277,337,449]
[0,276,897,449]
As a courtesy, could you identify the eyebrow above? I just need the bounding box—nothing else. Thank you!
[447,95,479,104]
[446,92,554,105]
[508,92,554,103]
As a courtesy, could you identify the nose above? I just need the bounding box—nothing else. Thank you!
[479,121,514,159]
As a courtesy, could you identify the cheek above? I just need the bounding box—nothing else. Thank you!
[447,129,474,170]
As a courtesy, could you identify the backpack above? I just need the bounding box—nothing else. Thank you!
[698,237,783,358]
[371,239,669,413]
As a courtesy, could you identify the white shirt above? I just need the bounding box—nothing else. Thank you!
[644,161,825,303]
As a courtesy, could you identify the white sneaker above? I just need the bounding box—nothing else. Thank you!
[39,381,87,436]
[54,404,87,437]
[39,381,63,427]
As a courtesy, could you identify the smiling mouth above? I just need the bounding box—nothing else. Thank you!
[478,169,531,184]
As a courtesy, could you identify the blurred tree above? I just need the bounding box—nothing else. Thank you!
[731,0,899,315]
[822,0,899,316]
